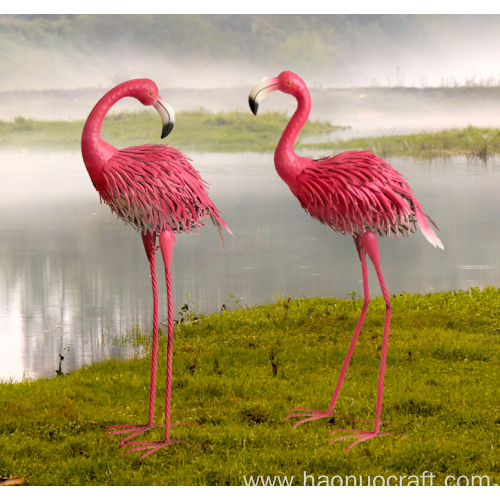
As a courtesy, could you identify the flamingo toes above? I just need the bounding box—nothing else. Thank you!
[249,71,443,453]
[82,79,230,461]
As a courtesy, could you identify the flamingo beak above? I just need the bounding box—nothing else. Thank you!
[248,77,279,115]
[154,97,175,138]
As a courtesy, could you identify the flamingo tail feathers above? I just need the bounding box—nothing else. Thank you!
[415,208,444,250]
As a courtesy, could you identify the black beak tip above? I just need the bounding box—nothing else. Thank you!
[161,122,174,139]
[249,97,258,116]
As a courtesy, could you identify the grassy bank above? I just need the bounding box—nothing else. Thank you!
[1,288,500,485]
[303,125,500,161]
[2,110,500,160]
[0,110,342,153]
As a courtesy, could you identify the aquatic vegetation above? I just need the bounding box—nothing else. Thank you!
[305,125,500,161]
[2,110,500,161]
[0,109,341,153]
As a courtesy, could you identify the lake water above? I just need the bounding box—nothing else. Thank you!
[1,150,499,381]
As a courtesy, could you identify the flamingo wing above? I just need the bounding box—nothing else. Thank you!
[95,144,229,238]
[295,151,442,248]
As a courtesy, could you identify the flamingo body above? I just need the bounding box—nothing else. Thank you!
[249,71,443,453]
[97,144,225,236]
[295,151,442,246]
[82,79,228,462]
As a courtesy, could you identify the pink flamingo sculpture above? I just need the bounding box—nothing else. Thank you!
[82,79,230,461]
[249,71,443,453]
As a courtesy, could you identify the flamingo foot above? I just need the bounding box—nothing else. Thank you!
[283,407,349,429]
[122,429,206,463]
[329,429,393,454]
[106,424,161,447]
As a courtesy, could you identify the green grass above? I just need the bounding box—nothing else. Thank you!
[3,111,500,160]
[304,125,500,161]
[1,288,500,485]
[0,110,342,153]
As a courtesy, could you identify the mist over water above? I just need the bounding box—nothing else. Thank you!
[3,15,500,94]
[2,15,500,136]
[3,85,500,140]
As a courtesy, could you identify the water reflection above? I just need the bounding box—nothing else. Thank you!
[1,151,499,381]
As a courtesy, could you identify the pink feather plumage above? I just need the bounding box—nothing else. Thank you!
[81,78,229,242]
[296,150,442,246]
[249,71,442,249]
[95,144,228,239]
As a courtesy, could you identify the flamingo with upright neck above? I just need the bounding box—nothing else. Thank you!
[82,79,230,462]
[249,71,443,453]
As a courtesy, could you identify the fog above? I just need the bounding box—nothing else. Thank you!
[3,15,500,132]
[3,15,500,91]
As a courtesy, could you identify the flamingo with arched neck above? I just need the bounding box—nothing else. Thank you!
[82,79,230,462]
[249,71,443,453]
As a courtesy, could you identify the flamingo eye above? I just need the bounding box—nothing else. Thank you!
[287,80,291,85]
[149,91,154,96]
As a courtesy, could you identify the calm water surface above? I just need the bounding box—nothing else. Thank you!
[1,150,499,380]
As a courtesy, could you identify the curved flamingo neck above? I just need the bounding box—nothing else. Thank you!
[81,83,133,183]
[274,87,311,190]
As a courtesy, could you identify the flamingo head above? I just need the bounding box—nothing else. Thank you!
[126,79,175,138]
[248,71,307,115]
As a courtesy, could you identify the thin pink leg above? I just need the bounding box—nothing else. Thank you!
[328,237,370,411]
[363,231,391,433]
[122,228,202,462]
[284,236,370,427]
[106,231,161,444]
[329,231,394,452]
[160,229,174,441]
